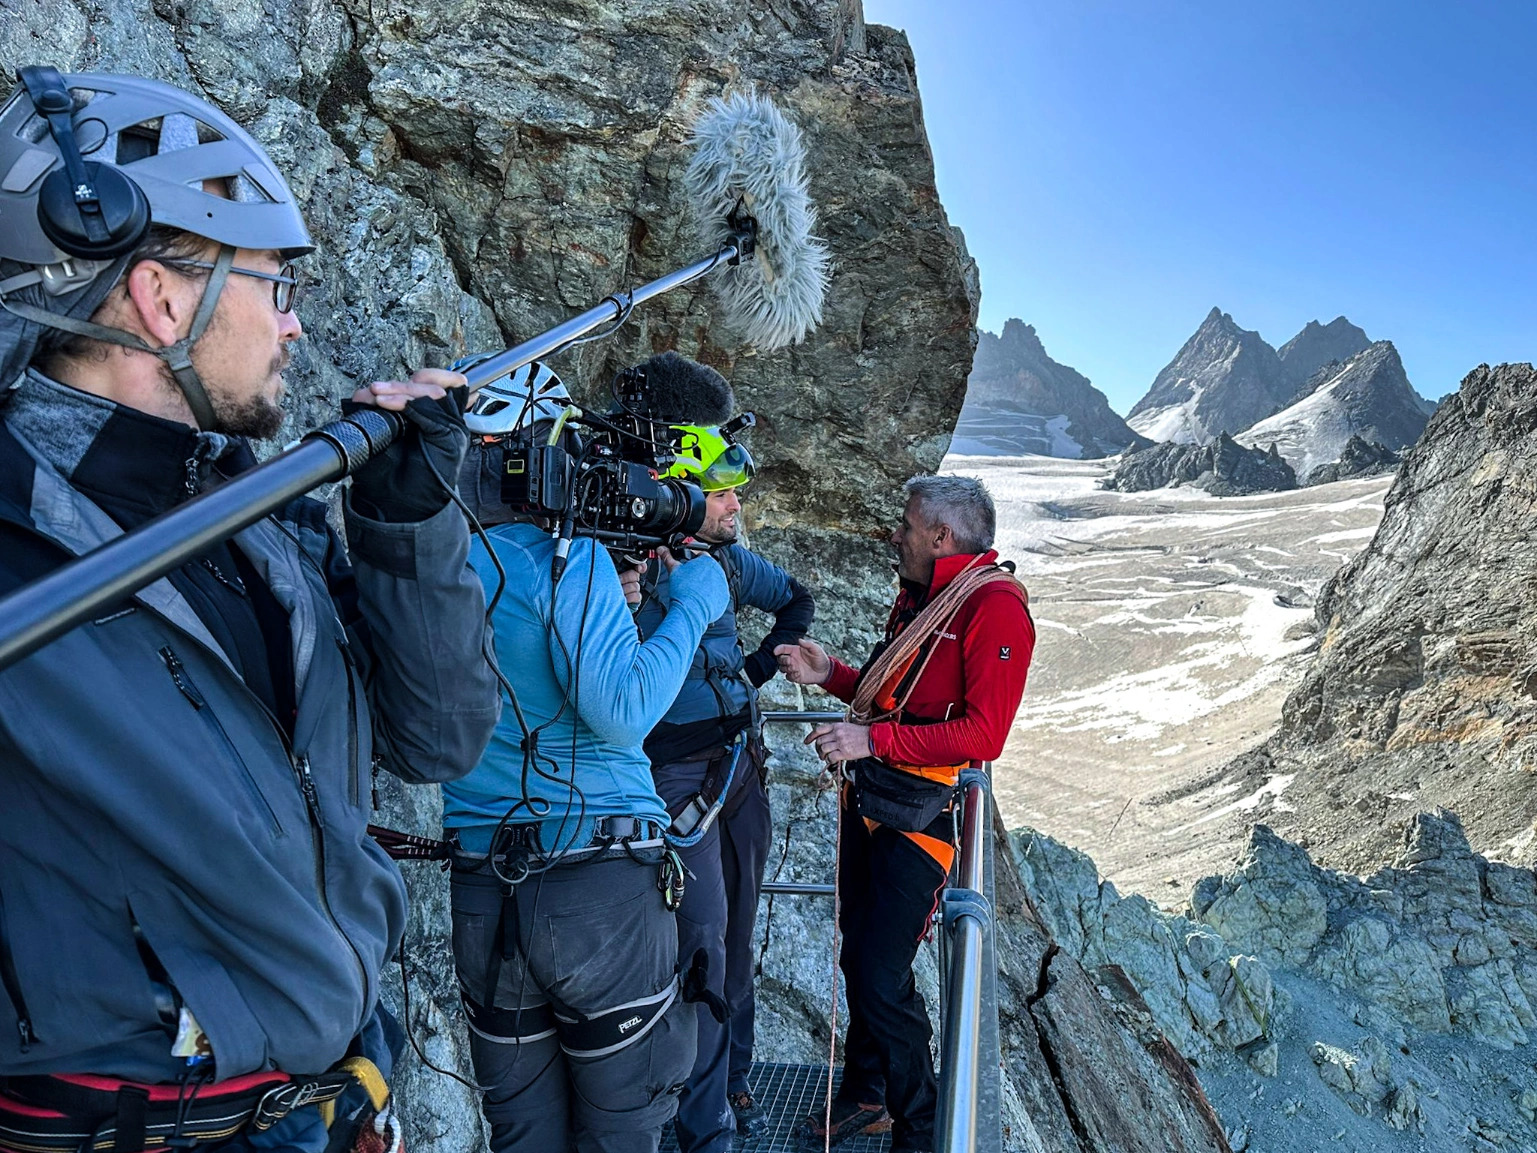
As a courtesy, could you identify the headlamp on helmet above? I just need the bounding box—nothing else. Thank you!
[665,413,756,493]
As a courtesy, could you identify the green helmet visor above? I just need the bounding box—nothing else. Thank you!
[699,442,755,492]
[665,424,756,492]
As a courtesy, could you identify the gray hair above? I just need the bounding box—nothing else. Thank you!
[903,475,996,553]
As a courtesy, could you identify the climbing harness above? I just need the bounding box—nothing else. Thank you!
[368,824,452,863]
[0,1057,392,1153]
[664,734,747,848]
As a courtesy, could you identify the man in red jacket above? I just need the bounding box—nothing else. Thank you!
[775,475,1034,1152]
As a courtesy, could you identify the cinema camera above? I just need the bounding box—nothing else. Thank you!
[461,358,755,573]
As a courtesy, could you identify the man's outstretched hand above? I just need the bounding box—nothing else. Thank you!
[773,638,832,686]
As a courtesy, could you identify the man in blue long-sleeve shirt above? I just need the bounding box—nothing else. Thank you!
[442,508,728,1152]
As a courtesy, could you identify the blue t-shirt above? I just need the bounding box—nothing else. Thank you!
[441,523,728,853]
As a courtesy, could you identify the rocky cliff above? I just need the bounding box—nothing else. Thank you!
[952,318,1147,458]
[1306,435,1400,486]
[1276,316,1372,399]
[1126,308,1291,445]
[1105,433,1298,497]
[1235,342,1435,480]
[1219,362,1537,877]
[1016,813,1537,1153]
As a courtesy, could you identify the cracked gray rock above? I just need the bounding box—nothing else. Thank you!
[1227,362,1537,874]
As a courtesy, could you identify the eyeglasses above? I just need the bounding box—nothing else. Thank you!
[162,259,301,313]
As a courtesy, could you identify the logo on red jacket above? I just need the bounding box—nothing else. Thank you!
[999,646,1011,660]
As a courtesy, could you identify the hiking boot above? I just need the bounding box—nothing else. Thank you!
[795,1099,891,1149]
[730,1089,769,1139]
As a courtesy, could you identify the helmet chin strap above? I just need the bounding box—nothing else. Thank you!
[0,245,234,431]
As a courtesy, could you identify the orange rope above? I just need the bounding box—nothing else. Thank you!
[848,560,1027,726]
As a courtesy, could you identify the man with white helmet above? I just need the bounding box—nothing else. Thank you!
[444,356,729,1153]
[0,67,499,1151]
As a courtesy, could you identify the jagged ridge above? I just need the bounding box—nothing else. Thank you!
[1236,341,1436,479]
[1127,308,1291,445]
[1011,811,1537,1151]
[954,319,1147,459]
[1224,361,1537,874]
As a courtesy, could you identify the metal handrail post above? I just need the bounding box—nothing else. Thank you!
[936,770,993,1153]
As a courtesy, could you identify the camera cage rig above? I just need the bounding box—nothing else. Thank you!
[467,358,761,576]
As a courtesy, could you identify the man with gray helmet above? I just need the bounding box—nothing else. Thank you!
[0,67,499,1151]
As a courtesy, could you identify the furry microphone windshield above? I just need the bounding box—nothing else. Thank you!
[685,89,830,350]
[636,352,735,424]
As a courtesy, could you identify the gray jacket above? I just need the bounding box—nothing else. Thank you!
[0,376,500,1082]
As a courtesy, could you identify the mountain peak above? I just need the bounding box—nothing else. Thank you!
[958,321,1144,458]
[1236,337,1433,478]
[1278,316,1372,397]
[1126,308,1287,441]
[998,317,1046,358]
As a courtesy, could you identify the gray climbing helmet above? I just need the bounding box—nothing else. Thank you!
[0,71,314,419]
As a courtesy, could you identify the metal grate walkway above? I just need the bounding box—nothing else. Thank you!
[660,1062,891,1153]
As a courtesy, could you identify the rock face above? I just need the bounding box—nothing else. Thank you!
[952,319,1148,458]
[1276,317,1372,398]
[1226,362,1537,873]
[1305,434,1400,486]
[1235,342,1435,479]
[1015,814,1537,1153]
[1105,433,1297,497]
[1127,309,1290,445]
[2,3,981,1149]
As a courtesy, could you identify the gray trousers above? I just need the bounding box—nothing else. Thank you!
[652,752,773,1153]
[450,851,697,1153]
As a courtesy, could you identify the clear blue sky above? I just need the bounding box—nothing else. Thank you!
[862,0,1537,412]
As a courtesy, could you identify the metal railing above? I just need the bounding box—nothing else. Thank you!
[934,770,996,1153]
[758,711,1002,1153]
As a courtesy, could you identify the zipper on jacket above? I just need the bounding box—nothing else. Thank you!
[159,646,284,835]
[336,637,361,807]
[0,890,36,1052]
[184,441,211,497]
[295,753,371,1008]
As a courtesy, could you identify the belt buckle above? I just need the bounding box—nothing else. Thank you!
[252,1082,300,1130]
[607,816,639,842]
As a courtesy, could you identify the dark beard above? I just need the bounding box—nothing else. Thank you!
[213,349,289,439]
[215,392,286,439]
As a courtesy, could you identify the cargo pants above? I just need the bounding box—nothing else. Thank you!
[449,850,697,1153]
[650,749,772,1153]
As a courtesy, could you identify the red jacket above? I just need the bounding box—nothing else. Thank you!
[825,550,1035,769]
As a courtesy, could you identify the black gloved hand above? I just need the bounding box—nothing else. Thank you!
[344,387,470,523]
[681,948,730,1024]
